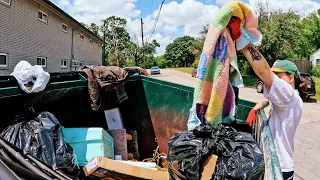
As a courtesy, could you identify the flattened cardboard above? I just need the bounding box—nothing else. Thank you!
[200,154,218,180]
[84,157,169,180]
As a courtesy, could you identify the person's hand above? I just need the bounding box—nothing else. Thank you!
[227,16,242,41]
[246,109,257,127]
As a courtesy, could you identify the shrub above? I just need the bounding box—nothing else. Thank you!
[310,65,320,77]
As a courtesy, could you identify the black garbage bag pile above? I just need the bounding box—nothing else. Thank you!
[1,110,80,176]
[168,124,217,179]
[212,125,264,180]
[167,124,264,180]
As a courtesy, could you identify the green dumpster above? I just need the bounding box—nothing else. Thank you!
[0,72,282,179]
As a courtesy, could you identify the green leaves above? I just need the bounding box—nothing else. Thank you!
[258,9,320,64]
[164,36,197,67]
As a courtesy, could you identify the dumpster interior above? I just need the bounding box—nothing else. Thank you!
[0,73,158,161]
[0,72,283,179]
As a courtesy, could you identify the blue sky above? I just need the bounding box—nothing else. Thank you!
[51,0,320,55]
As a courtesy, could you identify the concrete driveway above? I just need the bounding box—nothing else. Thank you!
[152,69,320,180]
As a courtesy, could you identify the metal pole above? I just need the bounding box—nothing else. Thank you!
[0,155,47,180]
[103,19,106,66]
[0,139,51,179]
[141,18,145,68]
[26,154,68,180]
[0,158,20,180]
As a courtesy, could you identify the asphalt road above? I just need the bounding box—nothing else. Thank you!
[152,69,320,180]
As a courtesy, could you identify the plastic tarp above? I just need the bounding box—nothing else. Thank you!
[1,110,79,176]
[253,112,283,180]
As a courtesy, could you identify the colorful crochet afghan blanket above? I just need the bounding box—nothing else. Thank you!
[188,1,262,130]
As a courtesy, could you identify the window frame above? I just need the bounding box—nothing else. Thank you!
[37,57,47,68]
[80,34,84,41]
[316,59,320,65]
[61,59,68,68]
[38,10,48,24]
[62,23,68,33]
[0,53,8,67]
[0,0,11,6]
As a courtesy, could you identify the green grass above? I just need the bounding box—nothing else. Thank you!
[242,75,257,87]
[312,76,320,100]
[172,67,194,74]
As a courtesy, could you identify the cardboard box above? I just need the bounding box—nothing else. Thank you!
[200,155,218,180]
[104,108,124,130]
[84,157,169,180]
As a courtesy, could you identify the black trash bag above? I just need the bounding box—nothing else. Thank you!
[1,111,80,176]
[212,125,264,180]
[167,124,217,180]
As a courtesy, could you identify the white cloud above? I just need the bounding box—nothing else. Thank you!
[53,0,220,55]
[215,0,238,6]
[53,0,320,55]
[151,33,173,55]
[248,0,320,16]
[55,0,141,25]
[153,0,220,37]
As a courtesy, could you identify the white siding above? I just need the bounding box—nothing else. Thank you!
[312,51,320,67]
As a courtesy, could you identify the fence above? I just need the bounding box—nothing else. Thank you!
[290,60,312,73]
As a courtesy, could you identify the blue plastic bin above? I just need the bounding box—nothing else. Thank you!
[62,127,115,166]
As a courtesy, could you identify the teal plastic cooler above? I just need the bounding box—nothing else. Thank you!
[62,127,115,166]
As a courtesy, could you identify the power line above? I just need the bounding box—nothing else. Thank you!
[147,0,165,43]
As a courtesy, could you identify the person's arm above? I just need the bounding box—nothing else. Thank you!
[253,98,270,111]
[241,44,274,90]
[246,99,269,126]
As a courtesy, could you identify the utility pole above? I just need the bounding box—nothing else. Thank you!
[141,18,145,68]
[102,20,106,66]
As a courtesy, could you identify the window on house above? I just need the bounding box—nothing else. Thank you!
[37,57,47,67]
[38,11,48,23]
[0,53,8,67]
[0,0,11,6]
[62,23,68,33]
[61,59,68,68]
[80,34,84,41]
[317,59,320,65]
[90,39,93,45]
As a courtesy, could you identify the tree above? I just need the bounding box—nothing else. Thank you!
[88,23,100,36]
[154,55,167,68]
[126,39,160,68]
[256,9,305,64]
[143,39,160,68]
[101,16,131,66]
[300,10,320,58]
[164,36,196,67]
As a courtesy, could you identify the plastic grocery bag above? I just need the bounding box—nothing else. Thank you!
[10,60,50,93]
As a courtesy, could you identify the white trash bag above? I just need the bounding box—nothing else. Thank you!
[10,60,50,93]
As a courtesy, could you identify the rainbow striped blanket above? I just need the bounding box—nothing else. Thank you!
[188,1,262,129]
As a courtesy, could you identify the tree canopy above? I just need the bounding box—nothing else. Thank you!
[164,36,196,67]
